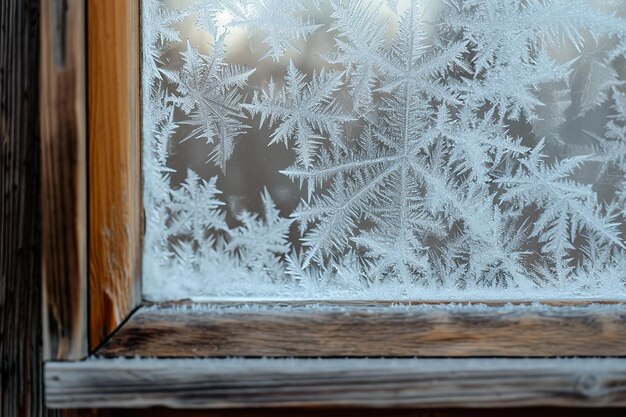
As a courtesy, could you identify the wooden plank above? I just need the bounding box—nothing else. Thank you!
[97,301,626,357]
[103,407,626,417]
[40,0,88,360]
[45,357,626,408]
[87,0,142,351]
[0,0,45,414]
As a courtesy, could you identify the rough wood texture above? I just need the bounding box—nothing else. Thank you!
[0,0,44,414]
[87,0,142,351]
[98,302,626,357]
[105,407,626,417]
[40,0,88,361]
[45,358,626,408]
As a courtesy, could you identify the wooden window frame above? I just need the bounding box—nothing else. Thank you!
[41,0,626,410]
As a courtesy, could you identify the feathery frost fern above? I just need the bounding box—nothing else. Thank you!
[142,0,626,300]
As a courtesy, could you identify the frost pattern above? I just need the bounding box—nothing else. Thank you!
[142,0,626,300]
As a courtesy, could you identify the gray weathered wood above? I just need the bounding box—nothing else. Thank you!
[45,358,626,408]
[107,407,626,417]
[98,301,626,357]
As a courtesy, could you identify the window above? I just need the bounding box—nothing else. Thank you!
[41,0,626,411]
[142,0,626,301]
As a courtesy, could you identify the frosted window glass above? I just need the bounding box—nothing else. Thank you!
[142,0,626,300]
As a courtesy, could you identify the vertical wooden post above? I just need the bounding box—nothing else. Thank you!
[1,0,45,414]
[87,0,142,350]
[40,0,88,361]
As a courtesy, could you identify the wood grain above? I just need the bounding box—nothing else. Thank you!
[98,301,626,357]
[0,0,45,414]
[45,358,626,408]
[40,0,88,361]
[104,407,626,417]
[87,0,142,352]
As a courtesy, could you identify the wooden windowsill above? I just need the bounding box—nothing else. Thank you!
[46,300,626,408]
[94,301,626,358]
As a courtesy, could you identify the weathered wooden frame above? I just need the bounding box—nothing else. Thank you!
[40,0,626,410]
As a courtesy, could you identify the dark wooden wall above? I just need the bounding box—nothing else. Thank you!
[0,0,44,416]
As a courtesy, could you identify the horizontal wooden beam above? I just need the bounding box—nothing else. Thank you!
[96,301,626,357]
[104,407,626,417]
[45,357,626,408]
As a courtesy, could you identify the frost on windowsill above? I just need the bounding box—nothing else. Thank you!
[141,0,626,301]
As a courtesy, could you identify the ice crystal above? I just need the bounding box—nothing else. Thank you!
[142,0,626,300]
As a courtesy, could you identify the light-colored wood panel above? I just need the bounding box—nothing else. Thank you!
[41,0,88,361]
[87,0,142,351]
[97,301,626,357]
[45,357,626,408]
